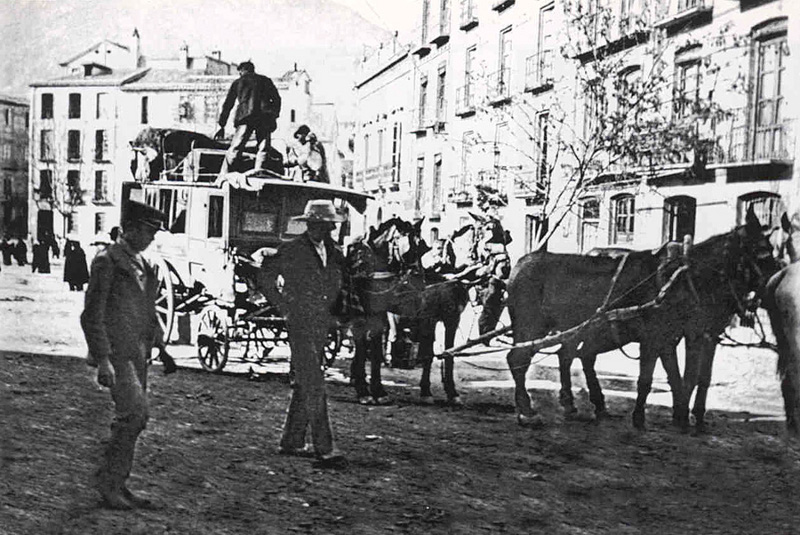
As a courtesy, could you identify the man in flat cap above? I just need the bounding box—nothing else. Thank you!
[81,199,176,509]
[217,60,281,175]
[257,200,346,467]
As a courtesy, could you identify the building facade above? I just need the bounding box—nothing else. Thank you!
[0,95,29,238]
[355,0,797,261]
[29,37,321,246]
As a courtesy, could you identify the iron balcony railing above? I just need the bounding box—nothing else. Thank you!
[709,110,795,165]
[459,0,478,30]
[455,85,475,116]
[525,51,554,91]
[489,68,512,103]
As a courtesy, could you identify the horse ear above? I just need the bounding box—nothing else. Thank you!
[413,218,424,233]
[745,206,762,234]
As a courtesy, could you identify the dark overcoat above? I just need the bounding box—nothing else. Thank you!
[219,72,281,128]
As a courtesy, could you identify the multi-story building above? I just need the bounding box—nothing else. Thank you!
[355,0,797,261]
[0,95,29,238]
[29,35,320,245]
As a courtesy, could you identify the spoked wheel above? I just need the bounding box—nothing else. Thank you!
[197,306,229,372]
[155,260,175,344]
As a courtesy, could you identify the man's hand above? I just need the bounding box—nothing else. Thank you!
[97,358,115,388]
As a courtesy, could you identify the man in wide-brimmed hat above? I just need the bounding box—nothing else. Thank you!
[81,199,176,509]
[257,199,346,467]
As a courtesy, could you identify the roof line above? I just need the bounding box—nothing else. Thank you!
[59,39,130,67]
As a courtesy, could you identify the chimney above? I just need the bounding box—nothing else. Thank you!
[132,28,142,68]
[211,50,221,61]
[180,42,190,70]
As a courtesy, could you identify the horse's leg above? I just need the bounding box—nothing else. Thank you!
[632,340,659,430]
[368,323,389,402]
[417,320,435,404]
[350,325,371,403]
[691,334,718,433]
[442,316,461,404]
[507,346,542,426]
[580,352,607,418]
[660,340,689,432]
[558,347,578,418]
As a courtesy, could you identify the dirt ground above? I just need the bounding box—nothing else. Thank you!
[2,350,800,535]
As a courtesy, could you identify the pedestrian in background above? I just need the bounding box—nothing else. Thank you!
[1,237,12,266]
[257,200,346,468]
[81,200,176,510]
[31,240,51,274]
[64,239,89,291]
[13,238,27,266]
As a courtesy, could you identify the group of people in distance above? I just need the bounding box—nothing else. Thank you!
[1,233,90,291]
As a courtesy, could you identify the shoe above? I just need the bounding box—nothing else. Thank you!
[313,452,347,469]
[122,486,160,510]
[160,351,177,375]
[277,445,315,457]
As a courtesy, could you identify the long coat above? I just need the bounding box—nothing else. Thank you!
[64,242,90,286]
[219,72,281,128]
[257,233,343,321]
[80,242,163,366]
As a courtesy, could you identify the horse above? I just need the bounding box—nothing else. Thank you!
[764,212,800,436]
[344,218,470,405]
[506,207,780,431]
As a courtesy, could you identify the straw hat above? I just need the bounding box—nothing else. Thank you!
[292,200,343,223]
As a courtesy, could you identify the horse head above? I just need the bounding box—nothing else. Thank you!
[368,217,428,273]
[725,206,784,297]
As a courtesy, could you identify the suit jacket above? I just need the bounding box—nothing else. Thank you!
[219,73,281,128]
[81,242,163,365]
[257,233,343,321]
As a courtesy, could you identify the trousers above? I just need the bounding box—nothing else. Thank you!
[222,120,272,173]
[98,357,149,488]
[279,315,335,456]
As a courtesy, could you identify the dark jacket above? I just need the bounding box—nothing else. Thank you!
[257,233,343,320]
[64,242,90,285]
[219,72,281,128]
[80,242,163,365]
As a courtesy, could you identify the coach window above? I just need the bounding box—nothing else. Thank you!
[738,191,784,228]
[208,195,224,238]
[611,194,635,244]
[663,195,696,243]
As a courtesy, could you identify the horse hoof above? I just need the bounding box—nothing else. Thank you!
[517,413,545,428]
[420,396,435,405]
[373,396,391,406]
[595,409,611,421]
[358,396,373,406]
[448,396,463,407]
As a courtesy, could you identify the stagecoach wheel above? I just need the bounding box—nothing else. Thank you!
[323,327,343,367]
[155,261,175,344]
[197,307,229,372]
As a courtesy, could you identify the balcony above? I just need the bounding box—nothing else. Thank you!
[459,0,478,31]
[431,13,450,46]
[412,24,432,57]
[434,99,447,131]
[410,107,432,134]
[654,0,712,31]
[525,51,554,93]
[488,68,512,106]
[707,109,795,167]
[492,0,515,13]
[513,169,547,202]
[448,175,474,206]
[455,85,476,117]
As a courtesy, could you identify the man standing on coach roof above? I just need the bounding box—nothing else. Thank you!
[217,60,281,175]
[257,200,346,468]
[81,199,176,509]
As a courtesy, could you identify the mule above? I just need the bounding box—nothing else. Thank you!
[344,218,470,405]
[506,207,779,430]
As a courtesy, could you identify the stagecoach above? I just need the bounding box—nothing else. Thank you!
[127,128,371,372]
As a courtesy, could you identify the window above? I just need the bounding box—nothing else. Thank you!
[40,130,53,160]
[67,212,78,233]
[422,0,430,42]
[440,0,450,34]
[67,170,81,202]
[738,192,784,228]
[499,27,512,95]
[464,46,476,103]
[612,194,635,243]
[4,108,9,126]
[579,198,601,252]
[436,66,447,121]
[363,134,370,168]
[536,4,554,85]
[391,122,402,184]
[663,196,696,242]
[96,93,110,119]
[674,60,700,119]
[68,93,81,119]
[94,212,105,234]
[432,154,443,212]
[525,214,548,253]
[203,95,218,124]
[419,76,428,126]
[67,130,81,161]
[95,130,108,161]
[535,111,549,193]
[460,131,472,190]
[415,157,425,212]
[158,189,173,219]
[39,170,53,199]
[290,109,296,123]
[752,23,788,159]
[41,93,53,119]
[3,178,10,197]
[178,96,194,122]
[0,145,10,161]
[617,66,641,117]
[377,129,384,167]
[94,170,108,202]
[141,96,149,124]
[208,195,224,238]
